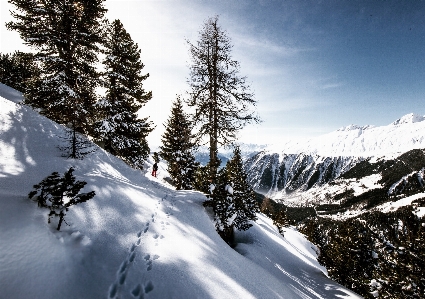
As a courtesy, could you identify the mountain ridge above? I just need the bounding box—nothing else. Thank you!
[263,112,425,158]
[243,113,425,203]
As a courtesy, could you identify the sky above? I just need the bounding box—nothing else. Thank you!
[1,0,425,147]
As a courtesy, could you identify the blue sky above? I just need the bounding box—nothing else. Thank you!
[2,0,425,147]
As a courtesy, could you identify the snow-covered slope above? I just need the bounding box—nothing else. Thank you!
[268,113,425,158]
[0,86,361,298]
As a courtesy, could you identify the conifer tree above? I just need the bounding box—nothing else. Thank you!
[225,146,259,231]
[186,16,260,183]
[193,163,212,194]
[28,167,95,231]
[205,146,259,243]
[160,96,198,190]
[204,166,235,243]
[0,51,41,99]
[7,0,107,158]
[94,19,153,169]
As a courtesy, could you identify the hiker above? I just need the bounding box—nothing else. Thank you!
[152,162,158,177]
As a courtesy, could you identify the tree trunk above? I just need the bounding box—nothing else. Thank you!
[57,211,64,231]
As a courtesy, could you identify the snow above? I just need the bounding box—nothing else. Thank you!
[377,192,425,214]
[282,173,382,208]
[0,82,24,104]
[267,113,425,158]
[0,84,361,298]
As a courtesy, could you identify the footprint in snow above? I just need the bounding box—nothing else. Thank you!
[109,238,141,297]
[109,283,118,298]
[129,251,136,263]
[146,260,152,271]
[119,272,127,285]
[143,225,149,233]
[145,281,154,293]
[119,260,128,274]
[131,281,154,298]
[143,254,160,271]
[131,284,142,298]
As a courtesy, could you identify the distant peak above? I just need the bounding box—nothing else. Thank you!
[337,124,374,132]
[391,113,425,125]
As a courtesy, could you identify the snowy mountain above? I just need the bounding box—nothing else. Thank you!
[243,113,425,298]
[245,114,425,201]
[267,113,425,158]
[0,84,361,298]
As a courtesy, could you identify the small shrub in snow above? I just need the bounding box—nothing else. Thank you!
[28,167,95,231]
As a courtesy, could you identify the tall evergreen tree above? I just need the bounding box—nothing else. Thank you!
[0,51,41,99]
[7,0,107,157]
[186,16,260,183]
[160,96,198,190]
[94,19,153,169]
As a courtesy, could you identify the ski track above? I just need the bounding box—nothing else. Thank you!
[108,180,175,299]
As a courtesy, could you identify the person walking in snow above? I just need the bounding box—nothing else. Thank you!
[152,162,158,177]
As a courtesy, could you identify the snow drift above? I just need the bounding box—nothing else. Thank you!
[0,84,360,298]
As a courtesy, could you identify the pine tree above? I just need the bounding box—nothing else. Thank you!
[7,0,107,158]
[226,146,259,231]
[0,51,41,99]
[204,166,235,243]
[186,16,260,183]
[94,19,153,169]
[28,167,95,231]
[160,96,198,190]
[193,163,212,194]
[204,146,259,244]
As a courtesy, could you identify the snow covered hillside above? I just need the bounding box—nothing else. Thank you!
[0,84,361,298]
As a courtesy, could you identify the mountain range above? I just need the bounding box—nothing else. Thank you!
[241,113,425,207]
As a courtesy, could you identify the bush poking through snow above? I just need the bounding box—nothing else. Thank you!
[28,167,95,231]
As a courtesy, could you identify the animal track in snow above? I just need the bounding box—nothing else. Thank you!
[129,251,136,262]
[131,281,154,298]
[108,224,150,298]
[131,284,142,298]
[109,283,118,298]
[143,253,160,271]
[110,183,174,298]
[119,272,127,285]
[145,281,154,293]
